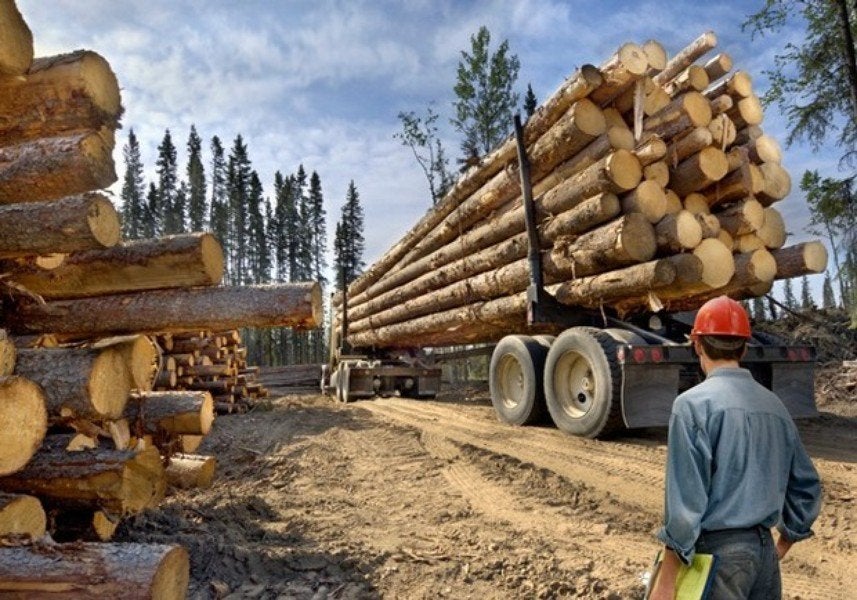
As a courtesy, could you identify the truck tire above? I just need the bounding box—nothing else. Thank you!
[544,327,624,438]
[489,335,548,425]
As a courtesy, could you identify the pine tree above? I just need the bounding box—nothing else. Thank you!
[186,125,207,231]
[395,106,453,204]
[334,180,366,289]
[524,83,537,118]
[452,26,521,161]
[307,171,327,287]
[783,278,798,309]
[800,275,815,309]
[209,136,228,260]
[142,183,158,239]
[822,273,837,308]
[246,171,269,284]
[751,296,766,321]
[120,129,146,240]
[226,135,252,284]
[165,181,188,235]
[155,129,178,237]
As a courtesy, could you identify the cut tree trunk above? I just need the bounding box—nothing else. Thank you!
[653,31,718,86]
[165,454,217,489]
[706,70,753,99]
[125,391,215,436]
[10,282,322,337]
[669,147,729,196]
[4,232,224,298]
[655,210,703,253]
[0,542,189,599]
[756,162,791,206]
[553,259,676,307]
[0,0,33,76]
[0,376,47,476]
[643,91,713,140]
[715,198,764,236]
[744,134,782,164]
[708,114,737,148]
[0,438,165,514]
[0,50,121,146]
[0,193,120,258]
[0,128,116,204]
[13,347,130,420]
[90,335,161,392]
[771,242,829,279]
[757,207,787,249]
[703,53,733,81]
[666,126,713,165]
[590,42,650,105]
[663,65,710,97]
[727,94,764,129]
[620,179,667,223]
[643,160,670,188]
[633,133,668,167]
[0,493,45,540]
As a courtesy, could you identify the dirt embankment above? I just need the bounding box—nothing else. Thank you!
[117,383,856,599]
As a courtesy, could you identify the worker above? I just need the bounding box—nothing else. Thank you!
[649,295,821,599]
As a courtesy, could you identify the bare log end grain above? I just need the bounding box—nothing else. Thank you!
[0,493,46,540]
[0,0,33,76]
[0,376,48,476]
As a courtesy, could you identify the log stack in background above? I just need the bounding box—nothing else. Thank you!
[333,32,828,349]
[153,329,270,414]
[0,1,319,594]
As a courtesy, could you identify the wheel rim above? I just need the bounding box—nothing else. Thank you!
[553,350,596,418]
[496,354,526,410]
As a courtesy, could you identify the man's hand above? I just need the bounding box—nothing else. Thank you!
[776,534,793,560]
[648,547,680,599]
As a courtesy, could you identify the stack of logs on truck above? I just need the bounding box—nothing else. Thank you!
[0,1,320,596]
[330,31,827,438]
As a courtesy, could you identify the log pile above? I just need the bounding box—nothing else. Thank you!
[0,1,320,593]
[153,329,270,414]
[334,32,828,349]
[258,364,323,389]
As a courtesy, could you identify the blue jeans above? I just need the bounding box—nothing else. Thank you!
[695,526,781,599]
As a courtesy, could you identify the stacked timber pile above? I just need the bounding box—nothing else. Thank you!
[154,329,270,414]
[0,1,319,595]
[258,363,323,390]
[334,32,828,348]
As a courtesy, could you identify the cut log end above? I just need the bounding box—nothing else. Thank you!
[641,40,667,72]
[0,376,48,476]
[694,238,735,287]
[607,149,643,191]
[617,42,650,76]
[88,195,122,248]
[0,493,46,540]
[0,0,33,76]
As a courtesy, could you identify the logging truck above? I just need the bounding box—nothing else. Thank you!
[322,34,825,438]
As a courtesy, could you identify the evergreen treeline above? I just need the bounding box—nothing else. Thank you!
[120,126,365,366]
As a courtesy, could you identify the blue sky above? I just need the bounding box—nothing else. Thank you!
[16,0,842,299]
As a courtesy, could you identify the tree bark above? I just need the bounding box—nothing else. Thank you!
[0,128,116,204]
[703,53,733,81]
[0,50,121,146]
[50,509,119,542]
[756,162,791,206]
[14,347,129,420]
[0,376,48,476]
[125,391,214,437]
[621,179,667,223]
[669,147,729,196]
[663,65,710,97]
[10,282,322,337]
[771,242,829,279]
[633,133,668,166]
[643,92,713,140]
[0,439,165,514]
[667,126,713,165]
[4,232,224,299]
[88,335,161,392]
[0,330,14,377]
[705,70,754,99]
[655,210,703,253]
[166,454,217,489]
[0,193,120,258]
[715,198,764,236]
[653,31,718,86]
[0,0,33,76]
[0,493,45,540]
[727,94,764,129]
[744,134,782,164]
[590,42,650,105]
[553,259,676,307]
[0,542,189,599]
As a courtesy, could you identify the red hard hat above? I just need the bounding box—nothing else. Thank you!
[691,295,752,338]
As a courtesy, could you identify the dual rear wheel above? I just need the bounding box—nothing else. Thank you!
[489,328,625,438]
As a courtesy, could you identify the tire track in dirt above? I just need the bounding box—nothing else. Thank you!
[362,398,855,599]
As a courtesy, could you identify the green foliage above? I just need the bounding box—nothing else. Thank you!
[395,105,453,204]
[822,273,837,308]
[120,129,145,240]
[524,83,537,118]
[334,180,365,290]
[155,129,179,236]
[800,275,815,308]
[452,25,521,161]
[186,125,207,231]
[783,277,798,309]
[743,0,857,160]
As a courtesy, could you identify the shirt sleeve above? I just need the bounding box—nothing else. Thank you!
[656,399,712,564]
[778,432,822,542]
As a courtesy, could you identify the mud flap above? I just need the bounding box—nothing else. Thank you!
[772,363,818,418]
[620,364,681,428]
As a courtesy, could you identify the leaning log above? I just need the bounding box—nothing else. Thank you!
[0,50,121,146]
[0,493,45,540]
[0,439,165,514]
[0,128,116,204]
[4,232,224,298]
[0,0,33,76]
[13,347,130,420]
[0,376,47,476]
[10,282,322,337]
[653,31,718,87]
[0,542,189,599]
[0,193,120,258]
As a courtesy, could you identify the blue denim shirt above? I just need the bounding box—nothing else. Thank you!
[656,367,822,564]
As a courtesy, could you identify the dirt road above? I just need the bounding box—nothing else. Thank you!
[118,386,856,599]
